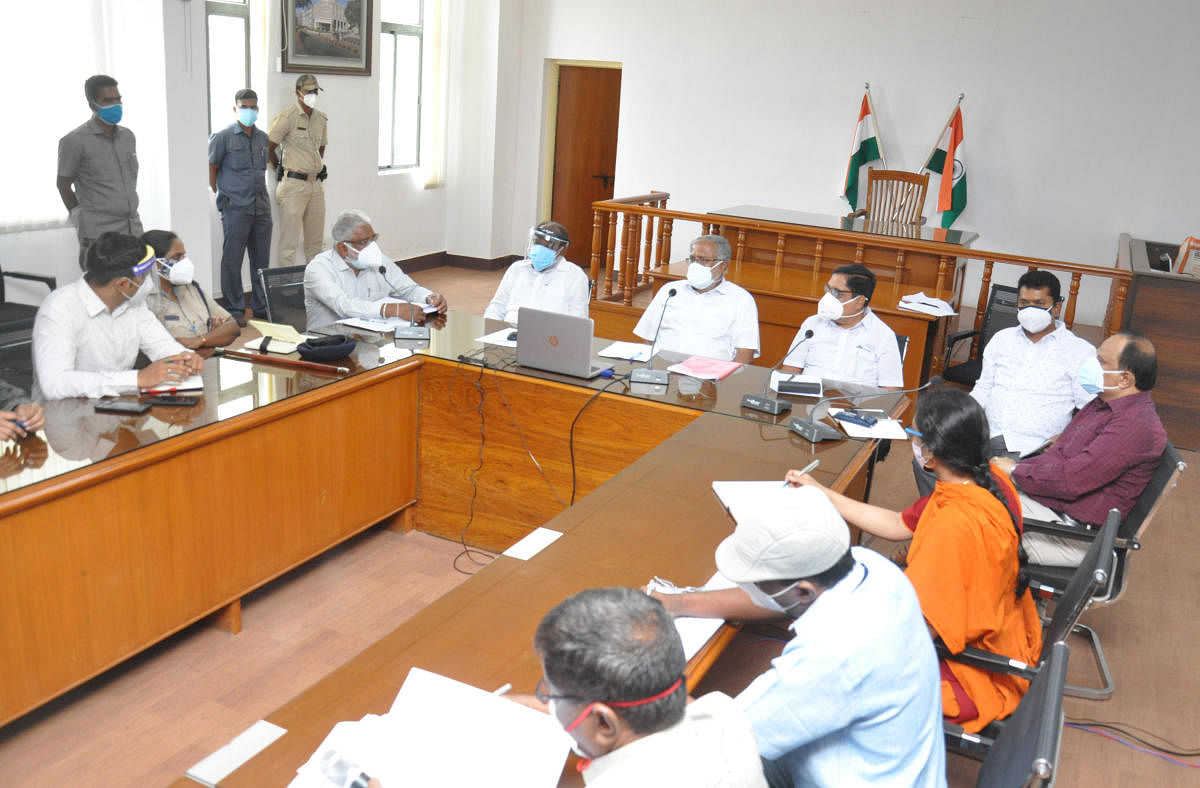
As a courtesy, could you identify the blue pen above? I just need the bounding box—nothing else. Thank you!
[9,418,27,431]
[784,458,820,486]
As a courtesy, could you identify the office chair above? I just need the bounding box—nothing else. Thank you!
[974,641,1070,788]
[942,284,1019,386]
[1021,444,1186,698]
[847,169,930,226]
[0,262,57,393]
[258,265,309,330]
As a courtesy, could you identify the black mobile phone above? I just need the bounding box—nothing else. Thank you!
[94,400,152,415]
[144,395,201,407]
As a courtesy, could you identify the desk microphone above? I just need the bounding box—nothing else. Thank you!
[790,374,944,444]
[741,329,814,415]
[631,287,677,385]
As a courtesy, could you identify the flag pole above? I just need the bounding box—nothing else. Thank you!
[864,82,887,168]
[921,93,965,170]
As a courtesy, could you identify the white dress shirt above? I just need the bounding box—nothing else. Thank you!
[303,248,433,329]
[33,277,186,400]
[582,692,767,788]
[483,258,590,324]
[782,309,903,387]
[970,322,1095,455]
[633,279,760,361]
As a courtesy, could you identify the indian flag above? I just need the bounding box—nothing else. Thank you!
[924,107,966,228]
[843,95,882,210]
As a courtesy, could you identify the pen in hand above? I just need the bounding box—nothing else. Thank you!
[783,458,820,486]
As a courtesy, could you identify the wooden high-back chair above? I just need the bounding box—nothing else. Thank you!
[849,169,930,226]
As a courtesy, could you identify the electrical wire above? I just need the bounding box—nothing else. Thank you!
[568,375,628,505]
[448,360,495,574]
[490,368,566,508]
[1066,717,1200,757]
[1066,723,1200,768]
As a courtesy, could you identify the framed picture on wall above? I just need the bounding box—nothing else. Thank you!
[282,0,373,76]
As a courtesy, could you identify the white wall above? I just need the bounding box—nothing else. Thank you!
[494,0,1200,323]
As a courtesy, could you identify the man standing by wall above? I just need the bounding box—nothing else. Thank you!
[57,75,142,269]
[209,89,272,324]
[268,74,328,268]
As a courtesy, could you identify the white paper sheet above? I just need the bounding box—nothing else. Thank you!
[670,572,738,659]
[188,719,287,787]
[898,291,957,316]
[827,407,908,439]
[336,316,413,333]
[711,480,819,513]
[597,341,653,361]
[502,527,563,560]
[476,328,518,347]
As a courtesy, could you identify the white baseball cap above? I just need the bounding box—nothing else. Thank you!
[714,486,851,583]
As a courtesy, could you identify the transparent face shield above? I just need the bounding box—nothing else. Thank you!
[528,226,569,271]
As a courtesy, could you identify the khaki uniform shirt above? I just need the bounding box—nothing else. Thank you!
[147,279,232,340]
[267,103,328,175]
[57,117,142,240]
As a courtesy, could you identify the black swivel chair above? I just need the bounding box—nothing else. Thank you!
[257,265,309,330]
[974,641,1070,788]
[943,284,1019,386]
[0,263,57,393]
[1021,444,1186,699]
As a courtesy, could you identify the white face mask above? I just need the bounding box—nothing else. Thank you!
[817,291,865,321]
[302,92,319,109]
[686,261,720,291]
[547,699,594,759]
[345,240,384,271]
[911,439,929,469]
[161,257,194,286]
[122,275,153,305]
[738,580,800,614]
[1017,305,1054,334]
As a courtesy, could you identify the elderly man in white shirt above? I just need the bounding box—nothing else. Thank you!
[33,232,202,400]
[303,208,448,330]
[971,270,1095,456]
[781,264,903,388]
[633,235,759,363]
[484,220,589,324]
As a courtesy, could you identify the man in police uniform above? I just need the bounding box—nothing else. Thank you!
[209,89,272,323]
[268,74,328,268]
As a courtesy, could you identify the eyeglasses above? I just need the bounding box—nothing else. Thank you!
[686,256,724,266]
[534,677,585,704]
[347,233,379,249]
[824,284,856,300]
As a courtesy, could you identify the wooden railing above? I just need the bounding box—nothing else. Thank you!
[589,195,1133,348]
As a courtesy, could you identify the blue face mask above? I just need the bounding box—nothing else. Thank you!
[236,107,259,127]
[94,103,123,125]
[529,244,557,272]
[1078,356,1121,395]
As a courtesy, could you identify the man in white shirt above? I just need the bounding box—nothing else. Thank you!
[33,232,202,400]
[484,221,590,324]
[781,264,903,388]
[303,208,448,329]
[633,235,759,362]
[971,270,1095,456]
[654,490,946,788]
[520,586,766,788]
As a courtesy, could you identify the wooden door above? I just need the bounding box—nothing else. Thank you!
[550,65,622,274]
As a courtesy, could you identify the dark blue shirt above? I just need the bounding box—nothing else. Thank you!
[208,122,270,214]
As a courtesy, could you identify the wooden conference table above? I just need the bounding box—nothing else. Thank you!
[172,314,906,786]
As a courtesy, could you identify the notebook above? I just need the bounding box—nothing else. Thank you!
[515,307,613,379]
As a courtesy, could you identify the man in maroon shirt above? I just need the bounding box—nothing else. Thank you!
[994,330,1165,566]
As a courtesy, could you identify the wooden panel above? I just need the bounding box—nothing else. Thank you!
[0,362,420,726]
[416,359,697,552]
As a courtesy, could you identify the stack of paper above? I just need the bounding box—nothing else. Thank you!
[648,571,738,660]
[666,356,743,380]
[290,668,570,787]
[336,316,413,333]
[898,291,956,316]
[598,341,653,361]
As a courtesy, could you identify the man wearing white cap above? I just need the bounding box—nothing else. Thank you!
[653,487,945,787]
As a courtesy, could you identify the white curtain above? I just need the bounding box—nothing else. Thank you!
[2,2,110,233]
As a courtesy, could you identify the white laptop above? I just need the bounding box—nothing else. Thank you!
[516,307,613,379]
